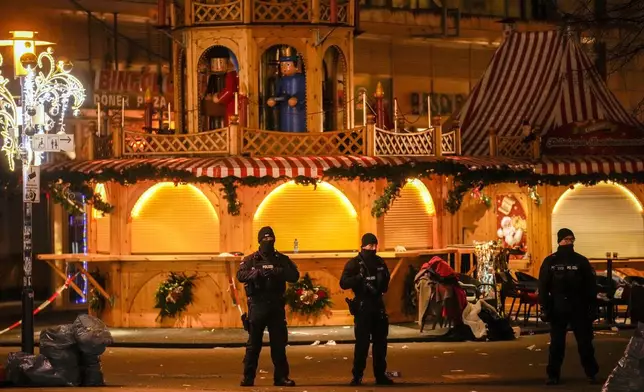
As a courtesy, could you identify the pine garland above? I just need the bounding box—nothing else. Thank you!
[1,159,643,217]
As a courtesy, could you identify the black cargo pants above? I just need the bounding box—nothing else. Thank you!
[547,314,599,379]
[352,307,389,380]
[242,300,290,382]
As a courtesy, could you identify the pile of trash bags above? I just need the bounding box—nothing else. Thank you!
[5,314,114,387]
[601,322,644,392]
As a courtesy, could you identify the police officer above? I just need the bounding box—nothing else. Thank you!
[340,233,394,386]
[538,228,599,385]
[237,226,299,387]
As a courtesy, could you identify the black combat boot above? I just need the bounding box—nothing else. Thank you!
[274,378,296,387]
[349,377,362,386]
[376,375,394,385]
[240,377,254,387]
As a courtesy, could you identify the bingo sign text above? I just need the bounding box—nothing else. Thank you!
[410,92,466,116]
[92,69,174,109]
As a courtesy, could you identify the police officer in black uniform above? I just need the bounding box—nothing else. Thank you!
[538,228,599,385]
[237,226,299,387]
[340,233,394,386]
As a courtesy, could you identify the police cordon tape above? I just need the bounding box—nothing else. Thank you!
[0,272,81,336]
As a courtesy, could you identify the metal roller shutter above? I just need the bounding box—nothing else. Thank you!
[252,181,360,252]
[131,183,220,254]
[384,180,435,250]
[551,183,644,258]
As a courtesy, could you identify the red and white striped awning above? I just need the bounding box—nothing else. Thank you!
[42,156,410,179]
[192,156,409,178]
[535,156,644,175]
[42,157,224,174]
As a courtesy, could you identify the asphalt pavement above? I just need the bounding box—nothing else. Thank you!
[0,329,632,392]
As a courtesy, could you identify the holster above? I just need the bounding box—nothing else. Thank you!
[346,297,360,316]
[241,312,249,331]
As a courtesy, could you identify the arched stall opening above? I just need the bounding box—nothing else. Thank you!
[551,183,644,258]
[130,183,221,254]
[259,45,307,133]
[383,179,436,250]
[93,183,111,254]
[252,181,359,252]
[322,46,347,131]
[197,45,239,132]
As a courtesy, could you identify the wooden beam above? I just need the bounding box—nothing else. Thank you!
[78,265,112,302]
[44,260,85,299]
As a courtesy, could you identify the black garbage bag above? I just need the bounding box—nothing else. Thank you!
[80,354,105,386]
[5,352,69,387]
[601,322,644,392]
[478,307,515,341]
[39,324,81,386]
[72,314,114,355]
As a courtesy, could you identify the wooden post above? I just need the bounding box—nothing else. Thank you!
[229,115,240,155]
[433,115,442,157]
[330,0,338,23]
[533,135,541,159]
[243,0,252,23]
[375,82,384,129]
[366,114,376,156]
[112,126,121,158]
[453,120,462,155]
[489,127,498,156]
[311,0,320,23]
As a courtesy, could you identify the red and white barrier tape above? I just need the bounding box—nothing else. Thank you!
[0,272,80,336]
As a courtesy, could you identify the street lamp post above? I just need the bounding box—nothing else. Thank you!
[0,31,86,354]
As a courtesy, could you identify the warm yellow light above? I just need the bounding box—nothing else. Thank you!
[553,182,644,214]
[11,31,34,39]
[253,181,359,252]
[0,31,54,76]
[255,181,357,220]
[406,178,436,215]
[92,183,108,219]
[131,182,217,219]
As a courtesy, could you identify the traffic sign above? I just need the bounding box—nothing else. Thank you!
[23,166,40,203]
[31,134,75,152]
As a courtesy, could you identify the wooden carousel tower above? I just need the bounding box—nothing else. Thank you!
[171,0,357,134]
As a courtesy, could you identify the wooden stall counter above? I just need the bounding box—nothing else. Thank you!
[38,250,450,329]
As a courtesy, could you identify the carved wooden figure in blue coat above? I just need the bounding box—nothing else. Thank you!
[267,48,306,133]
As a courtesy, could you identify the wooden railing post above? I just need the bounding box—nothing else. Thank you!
[243,0,252,23]
[433,115,442,157]
[311,0,320,23]
[375,82,385,129]
[489,127,497,157]
[229,115,240,155]
[453,120,462,155]
[532,135,541,159]
[112,128,122,158]
[366,114,376,156]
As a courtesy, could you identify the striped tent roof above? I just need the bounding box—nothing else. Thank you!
[456,30,644,156]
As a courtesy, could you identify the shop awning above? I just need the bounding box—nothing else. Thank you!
[42,156,410,179]
[42,157,224,174]
[192,156,410,178]
[535,156,644,175]
[445,156,534,170]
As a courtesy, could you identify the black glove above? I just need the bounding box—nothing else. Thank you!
[260,267,272,278]
[365,282,378,295]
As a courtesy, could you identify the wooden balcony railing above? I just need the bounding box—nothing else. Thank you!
[488,128,541,159]
[85,115,462,159]
[187,0,354,25]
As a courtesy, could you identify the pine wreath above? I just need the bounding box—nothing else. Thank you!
[154,272,198,321]
[285,273,333,317]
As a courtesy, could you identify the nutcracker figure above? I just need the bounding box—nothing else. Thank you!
[211,57,246,127]
[267,47,306,133]
[202,56,228,130]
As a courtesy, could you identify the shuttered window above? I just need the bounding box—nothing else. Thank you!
[253,181,359,252]
[93,183,111,253]
[551,183,644,258]
[131,183,220,254]
[384,180,435,250]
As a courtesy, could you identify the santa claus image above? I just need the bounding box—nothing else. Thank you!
[497,216,524,248]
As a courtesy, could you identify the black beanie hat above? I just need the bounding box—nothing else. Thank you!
[258,226,275,243]
[361,233,378,248]
[557,228,575,243]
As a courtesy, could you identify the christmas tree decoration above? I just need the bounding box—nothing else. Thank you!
[528,186,542,206]
[473,240,501,298]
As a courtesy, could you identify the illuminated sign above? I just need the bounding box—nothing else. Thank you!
[92,69,173,109]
